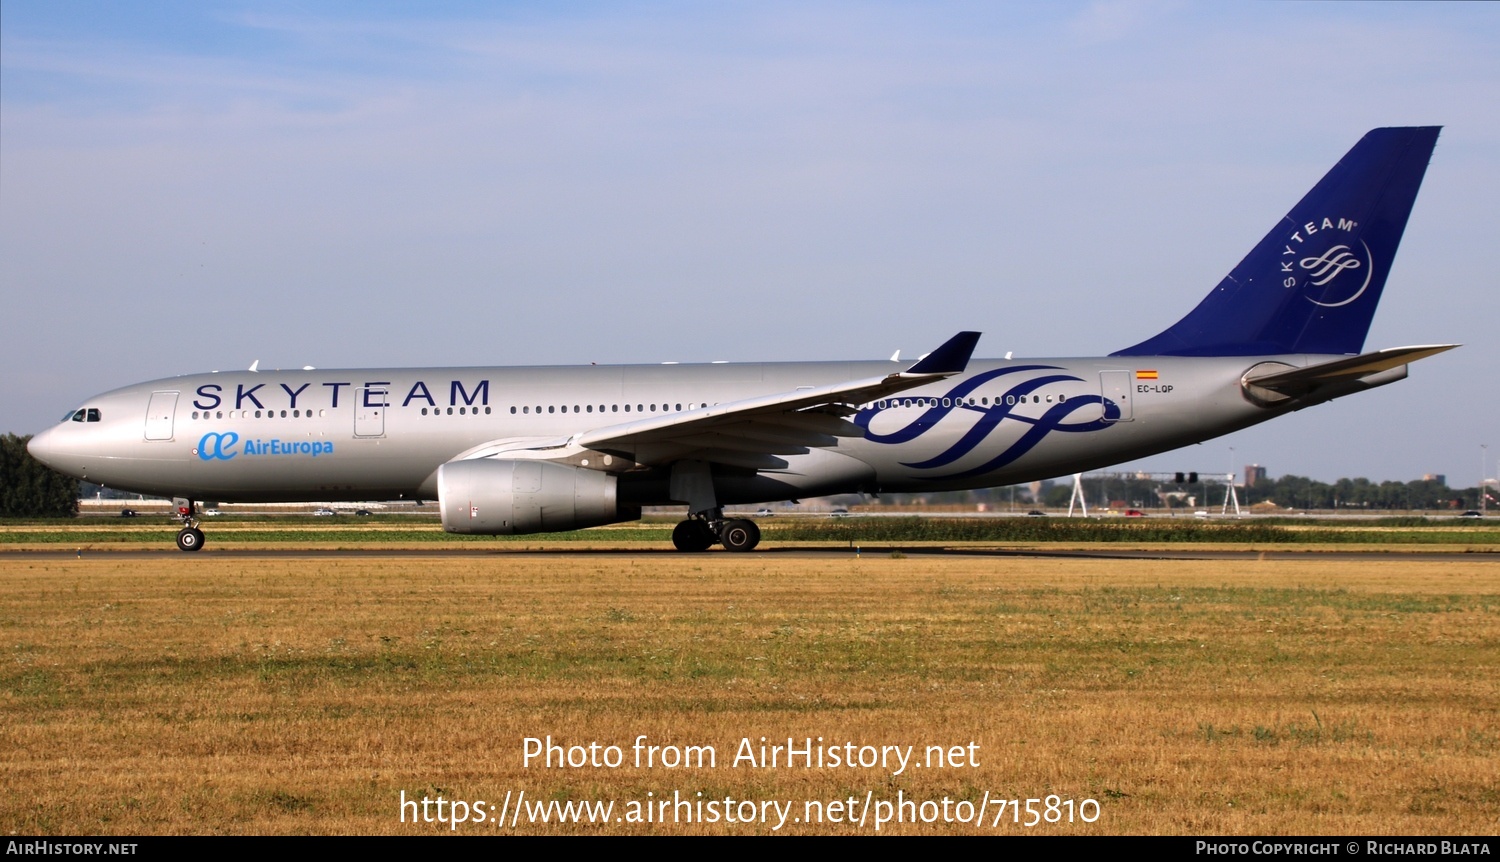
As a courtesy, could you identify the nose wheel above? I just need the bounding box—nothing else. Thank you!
[176,527,205,552]
[171,497,205,552]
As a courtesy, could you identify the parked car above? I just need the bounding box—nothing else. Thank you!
[755,508,775,516]
[355,509,373,516]
[830,508,850,517]
[1460,510,1484,518]
[313,508,337,516]
[119,508,138,518]
[1026,510,1047,517]
[1124,509,1147,517]
[203,508,221,516]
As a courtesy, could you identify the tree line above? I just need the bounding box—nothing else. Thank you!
[0,434,79,517]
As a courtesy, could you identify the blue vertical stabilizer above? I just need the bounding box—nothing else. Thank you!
[1113,126,1440,357]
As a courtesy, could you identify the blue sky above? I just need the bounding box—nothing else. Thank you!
[3,2,1497,484]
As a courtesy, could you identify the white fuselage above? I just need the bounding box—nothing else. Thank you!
[28,354,1327,508]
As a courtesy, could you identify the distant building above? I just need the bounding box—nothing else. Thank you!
[1423,474,1446,486]
[1244,464,1267,487]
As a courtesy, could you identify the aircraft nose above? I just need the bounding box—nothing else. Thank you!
[26,426,59,467]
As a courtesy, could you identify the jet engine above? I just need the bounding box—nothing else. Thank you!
[437,459,637,534]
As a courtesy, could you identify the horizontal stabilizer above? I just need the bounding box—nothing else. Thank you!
[1244,344,1458,397]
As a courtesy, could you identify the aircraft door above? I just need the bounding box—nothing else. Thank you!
[1099,371,1133,423]
[144,391,179,441]
[354,388,387,438]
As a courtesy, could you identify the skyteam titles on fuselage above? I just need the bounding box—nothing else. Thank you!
[191,378,492,412]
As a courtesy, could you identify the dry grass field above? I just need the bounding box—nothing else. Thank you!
[1,549,1496,835]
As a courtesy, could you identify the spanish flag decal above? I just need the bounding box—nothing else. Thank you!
[1135,370,1159,380]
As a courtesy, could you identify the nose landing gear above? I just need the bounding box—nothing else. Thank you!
[172,497,205,552]
[176,526,205,552]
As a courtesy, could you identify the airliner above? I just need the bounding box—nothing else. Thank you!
[27,127,1454,553]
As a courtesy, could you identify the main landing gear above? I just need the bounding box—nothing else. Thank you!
[172,497,205,553]
[671,513,761,552]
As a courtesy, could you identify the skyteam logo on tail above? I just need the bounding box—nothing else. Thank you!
[1281,215,1374,308]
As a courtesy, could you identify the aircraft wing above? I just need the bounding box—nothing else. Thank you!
[570,331,980,469]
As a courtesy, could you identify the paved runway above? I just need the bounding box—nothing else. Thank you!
[6,546,1497,562]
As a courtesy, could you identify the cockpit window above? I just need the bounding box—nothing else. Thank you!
[69,409,85,423]
[64,408,102,423]
[86,408,101,422]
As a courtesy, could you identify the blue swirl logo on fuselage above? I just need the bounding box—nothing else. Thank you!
[854,365,1119,481]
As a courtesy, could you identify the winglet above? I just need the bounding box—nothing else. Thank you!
[905,331,981,375]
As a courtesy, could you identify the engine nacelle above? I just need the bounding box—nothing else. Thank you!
[437,459,636,534]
